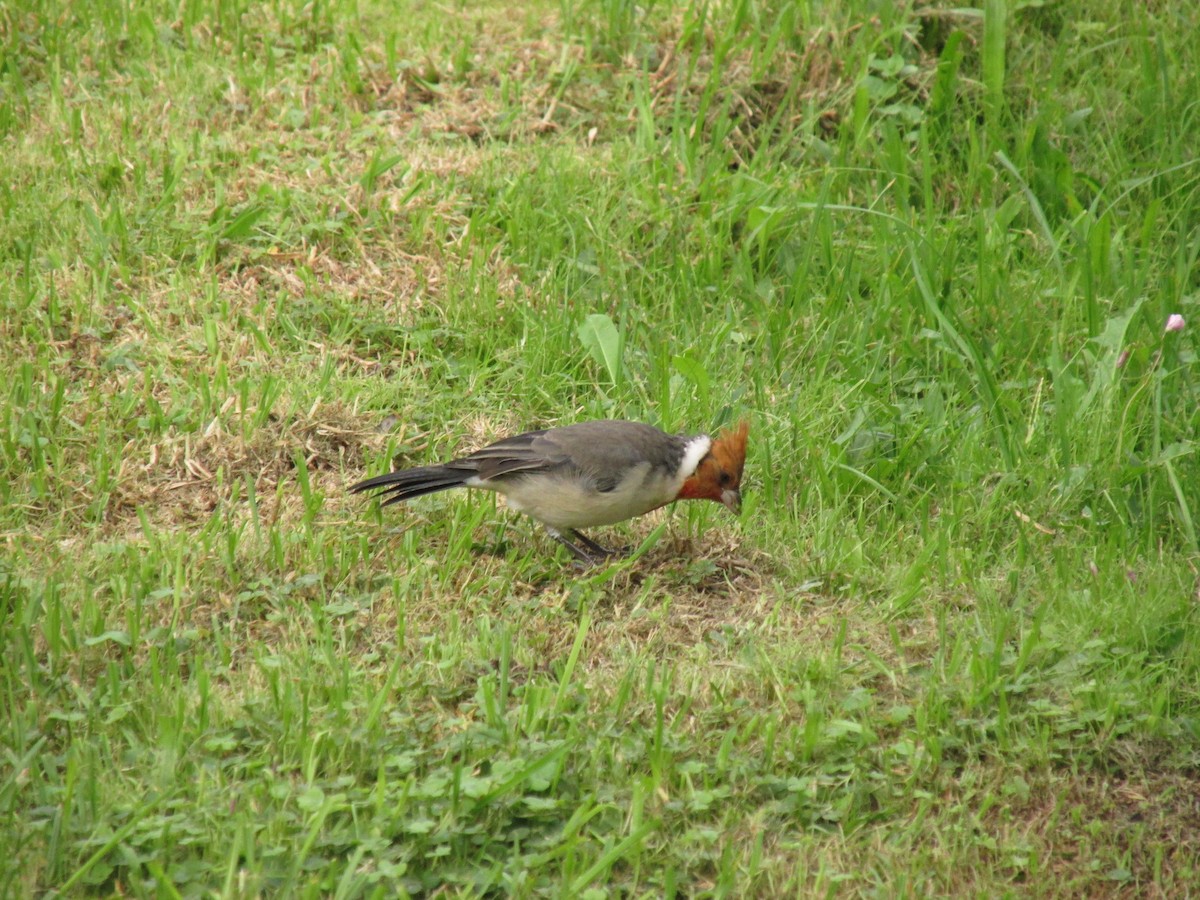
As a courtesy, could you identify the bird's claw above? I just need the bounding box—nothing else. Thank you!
[551,529,629,565]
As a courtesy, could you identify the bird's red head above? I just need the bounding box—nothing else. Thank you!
[677,419,749,514]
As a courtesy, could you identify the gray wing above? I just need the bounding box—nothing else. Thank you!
[456,429,565,480]
[521,421,686,492]
[456,421,686,491]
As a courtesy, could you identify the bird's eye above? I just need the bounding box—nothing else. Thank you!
[718,471,732,487]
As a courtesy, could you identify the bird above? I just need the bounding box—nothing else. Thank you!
[350,419,749,562]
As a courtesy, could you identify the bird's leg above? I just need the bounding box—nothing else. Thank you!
[544,527,623,564]
[569,529,625,559]
[546,528,599,563]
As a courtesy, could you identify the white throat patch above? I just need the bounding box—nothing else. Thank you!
[679,435,712,479]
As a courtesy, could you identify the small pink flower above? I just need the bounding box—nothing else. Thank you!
[1165,314,1185,333]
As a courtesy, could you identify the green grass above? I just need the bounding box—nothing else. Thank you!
[3,0,1200,895]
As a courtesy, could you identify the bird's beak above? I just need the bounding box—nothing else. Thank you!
[721,488,741,515]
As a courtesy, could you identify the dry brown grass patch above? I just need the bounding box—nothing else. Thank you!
[997,765,1200,896]
[110,397,362,532]
[226,245,437,323]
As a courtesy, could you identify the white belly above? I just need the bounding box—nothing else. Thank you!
[481,463,681,530]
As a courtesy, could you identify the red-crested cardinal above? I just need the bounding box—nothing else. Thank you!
[351,419,749,562]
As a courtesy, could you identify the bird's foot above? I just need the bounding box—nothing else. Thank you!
[550,529,628,566]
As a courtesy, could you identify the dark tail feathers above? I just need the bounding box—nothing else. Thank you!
[349,465,471,507]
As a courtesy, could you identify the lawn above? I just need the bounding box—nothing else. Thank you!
[2,0,1199,895]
